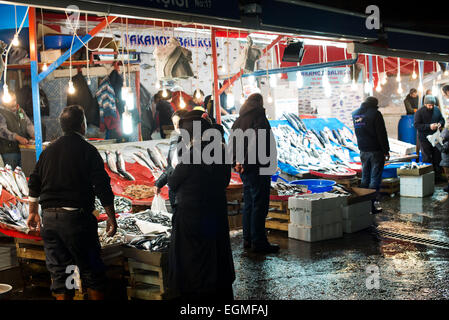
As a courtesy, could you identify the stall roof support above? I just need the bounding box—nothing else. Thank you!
[218,35,284,96]
[211,28,221,124]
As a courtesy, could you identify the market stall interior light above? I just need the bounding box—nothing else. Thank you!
[126,91,135,110]
[376,82,382,93]
[121,86,130,101]
[396,57,401,82]
[2,85,11,103]
[412,60,417,79]
[351,79,357,91]
[122,111,133,135]
[432,81,439,96]
[68,80,75,95]
[227,93,235,108]
[12,34,19,47]
[248,75,256,84]
[267,93,273,104]
[162,88,169,98]
[397,82,403,94]
[270,75,277,88]
[364,78,371,94]
[194,89,202,99]
[296,71,303,88]
[418,81,424,94]
[42,63,48,71]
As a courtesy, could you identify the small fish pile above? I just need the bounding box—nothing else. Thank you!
[271,182,308,196]
[330,184,352,196]
[133,210,172,227]
[123,185,155,200]
[105,151,135,181]
[283,113,307,133]
[0,201,31,232]
[94,197,132,214]
[127,233,171,252]
[0,166,29,199]
[98,228,127,247]
[399,162,422,170]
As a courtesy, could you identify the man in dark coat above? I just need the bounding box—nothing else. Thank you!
[403,88,419,115]
[230,93,279,254]
[167,111,235,301]
[352,96,390,213]
[414,95,446,181]
[154,90,174,139]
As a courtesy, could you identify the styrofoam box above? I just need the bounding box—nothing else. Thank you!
[288,222,343,242]
[400,197,425,214]
[288,192,347,212]
[342,201,371,220]
[290,207,342,227]
[343,213,373,233]
[400,171,435,198]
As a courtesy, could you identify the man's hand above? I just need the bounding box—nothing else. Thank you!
[234,163,244,174]
[154,186,161,195]
[27,201,41,233]
[384,153,390,161]
[104,205,117,237]
[106,218,117,237]
[15,134,29,145]
[430,123,439,130]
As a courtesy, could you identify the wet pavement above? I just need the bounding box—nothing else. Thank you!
[230,184,449,300]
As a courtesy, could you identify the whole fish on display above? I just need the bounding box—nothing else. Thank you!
[105,151,120,176]
[13,167,29,197]
[147,148,165,170]
[154,146,168,168]
[133,153,154,171]
[137,151,157,170]
[290,113,307,132]
[283,113,301,132]
[115,151,135,181]
[2,166,22,198]
[311,129,326,148]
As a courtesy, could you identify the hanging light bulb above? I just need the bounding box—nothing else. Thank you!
[155,81,161,90]
[267,94,273,104]
[122,111,133,135]
[126,91,135,110]
[381,72,387,85]
[270,75,277,88]
[296,71,303,89]
[376,83,382,93]
[179,96,186,109]
[12,34,19,47]
[87,78,92,86]
[121,86,130,101]
[412,71,417,79]
[221,65,226,73]
[248,75,255,84]
[2,85,12,103]
[195,89,202,100]
[444,70,449,77]
[397,82,403,94]
[396,57,401,82]
[162,88,169,98]
[240,94,245,105]
[68,80,75,95]
[227,93,235,108]
[432,81,439,96]
[364,78,371,94]
[351,79,357,91]
[42,63,48,72]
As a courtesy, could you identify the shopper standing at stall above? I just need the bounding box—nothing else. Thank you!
[155,109,189,208]
[0,91,34,168]
[439,127,449,192]
[26,105,117,301]
[154,90,175,139]
[352,96,390,214]
[231,93,279,253]
[414,95,445,181]
[423,89,440,107]
[167,110,235,301]
[404,88,419,115]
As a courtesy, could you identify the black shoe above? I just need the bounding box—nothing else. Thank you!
[371,201,382,214]
[251,243,280,254]
[444,185,449,193]
[243,240,251,249]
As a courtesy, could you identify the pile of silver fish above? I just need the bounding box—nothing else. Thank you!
[132,210,172,228]
[127,233,171,252]
[0,165,29,199]
[272,124,360,175]
[0,201,35,233]
[94,197,132,214]
[105,151,135,181]
[271,182,308,196]
[132,146,167,179]
[283,113,307,133]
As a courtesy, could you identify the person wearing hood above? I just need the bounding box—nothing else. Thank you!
[231,93,279,254]
[167,110,235,301]
[414,95,445,181]
[404,88,419,115]
[352,97,390,214]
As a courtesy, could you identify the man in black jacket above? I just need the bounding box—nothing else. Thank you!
[230,93,278,254]
[352,97,390,213]
[154,90,175,139]
[27,105,117,300]
[414,95,445,180]
[404,88,419,115]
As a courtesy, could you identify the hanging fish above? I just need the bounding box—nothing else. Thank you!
[105,151,121,177]
[115,151,135,181]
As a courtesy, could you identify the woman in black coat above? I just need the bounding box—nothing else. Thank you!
[167,111,235,301]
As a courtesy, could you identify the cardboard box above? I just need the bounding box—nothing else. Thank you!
[40,49,62,63]
[397,164,433,177]
[400,171,435,197]
[347,187,376,205]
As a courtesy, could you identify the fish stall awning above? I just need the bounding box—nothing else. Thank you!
[7,0,242,26]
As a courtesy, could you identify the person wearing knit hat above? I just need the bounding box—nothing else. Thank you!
[414,94,446,182]
[352,96,390,214]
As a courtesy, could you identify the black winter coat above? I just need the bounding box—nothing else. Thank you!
[352,101,390,154]
[67,73,100,127]
[167,146,235,298]
[414,106,445,142]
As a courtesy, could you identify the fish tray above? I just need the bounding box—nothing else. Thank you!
[269,199,289,213]
[267,211,290,221]
[265,218,289,232]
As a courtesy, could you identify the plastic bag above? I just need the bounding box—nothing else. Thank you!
[151,194,168,213]
[427,129,442,147]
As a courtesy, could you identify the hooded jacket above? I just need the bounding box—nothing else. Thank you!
[352,99,390,154]
[231,94,276,171]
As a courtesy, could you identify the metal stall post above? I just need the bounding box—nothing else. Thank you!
[135,69,142,141]
[28,7,43,159]
[211,28,221,124]
[368,55,374,96]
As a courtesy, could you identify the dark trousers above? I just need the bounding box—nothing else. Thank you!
[360,151,385,191]
[240,169,271,247]
[41,209,106,294]
[1,152,21,168]
[420,139,442,175]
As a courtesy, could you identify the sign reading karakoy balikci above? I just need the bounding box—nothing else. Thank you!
[125,34,217,48]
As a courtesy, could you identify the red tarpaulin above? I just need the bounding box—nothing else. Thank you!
[104,161,169,206]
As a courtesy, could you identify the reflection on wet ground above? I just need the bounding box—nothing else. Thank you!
[230,185,449,300]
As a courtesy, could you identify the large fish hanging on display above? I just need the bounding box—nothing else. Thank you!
[234,36,262,73]
[153,37,194,80]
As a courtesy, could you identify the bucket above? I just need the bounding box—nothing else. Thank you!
[398,115,417,145]
[289,179,336,193]
[0,284,12,300]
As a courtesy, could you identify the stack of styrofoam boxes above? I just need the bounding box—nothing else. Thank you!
[400,171,435,197]
[288,193,346,242]
[342,200,373,233]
